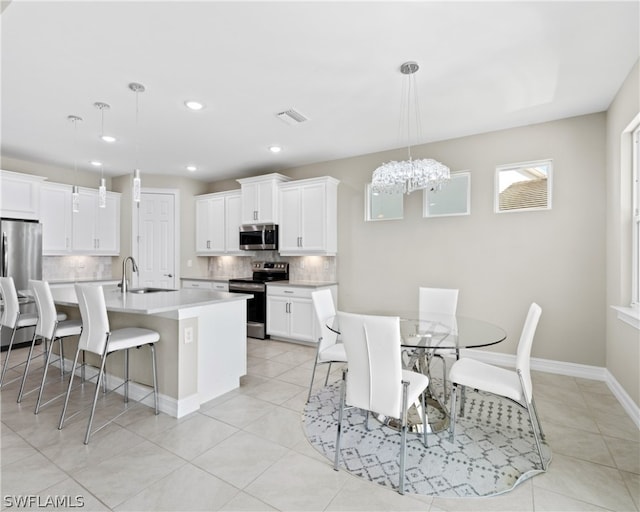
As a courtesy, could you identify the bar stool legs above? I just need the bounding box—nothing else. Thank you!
[16,331,39,402]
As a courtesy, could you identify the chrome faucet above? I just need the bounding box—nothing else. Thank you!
[120,256,138,293]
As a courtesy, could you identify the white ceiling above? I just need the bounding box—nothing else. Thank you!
[1,1,638,182]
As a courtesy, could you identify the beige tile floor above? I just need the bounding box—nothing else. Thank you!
[1,338,638,511]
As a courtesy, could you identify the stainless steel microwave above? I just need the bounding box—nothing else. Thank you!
[239,224,278,250]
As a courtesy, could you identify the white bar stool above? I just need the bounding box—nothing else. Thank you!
[0,276,40,388]
[24,280,83,412]
[58,284,160,444]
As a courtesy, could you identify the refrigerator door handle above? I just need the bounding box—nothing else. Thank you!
[1,232,7,277]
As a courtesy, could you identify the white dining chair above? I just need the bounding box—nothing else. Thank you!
[0,276,41,388]
[448,302,546,469]
[334,312,429,495]
[58,284,160,444]
[307,289,347,402]
[418,287,459,397]
[24,280,83,412]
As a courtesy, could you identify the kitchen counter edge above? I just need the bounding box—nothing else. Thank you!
[266,281,338,288]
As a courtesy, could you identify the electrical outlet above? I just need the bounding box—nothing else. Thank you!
[184,326,193,344]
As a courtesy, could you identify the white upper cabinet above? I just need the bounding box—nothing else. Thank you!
[196,194,225,253]
[225,192,243,253]
[40,182,73,254]
[71,187,120,255]
[278,176,339,255]
[95,192,120,254]
[0,170,45,220]
[195,190,246,255]
[237,173,290,224]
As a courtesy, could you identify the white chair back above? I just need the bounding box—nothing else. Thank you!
[75,284,110,355]
[419,287,458,334]
[515,302,542,403]
[0,277,20,328]
[311,289,338,352]
[30,280,58,340]
[337,312,403,419]
[419,287,458,315]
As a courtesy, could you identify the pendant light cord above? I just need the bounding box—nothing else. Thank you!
[135,87,140,171]
[100,108,105,181]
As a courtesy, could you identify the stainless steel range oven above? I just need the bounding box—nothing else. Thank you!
[229,261,289,339]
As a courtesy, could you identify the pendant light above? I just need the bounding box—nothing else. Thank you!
[94,102,110,208]
[371,62,450,195]
[67,114,83,213]
[129,82,145,203]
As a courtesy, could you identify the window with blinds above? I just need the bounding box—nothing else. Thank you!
[495,160,552,213]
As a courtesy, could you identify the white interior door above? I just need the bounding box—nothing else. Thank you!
[135,190,177,289]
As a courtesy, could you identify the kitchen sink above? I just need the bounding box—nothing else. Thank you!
[127,287,176,294]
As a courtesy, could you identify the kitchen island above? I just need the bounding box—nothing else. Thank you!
[50,285,252,418]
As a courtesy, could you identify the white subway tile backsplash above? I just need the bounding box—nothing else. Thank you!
[208,254,336,282]
[43,256,113,281]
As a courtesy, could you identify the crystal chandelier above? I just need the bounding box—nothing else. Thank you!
[371,62,450,195]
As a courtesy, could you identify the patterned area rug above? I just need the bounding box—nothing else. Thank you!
[303,380,551,497]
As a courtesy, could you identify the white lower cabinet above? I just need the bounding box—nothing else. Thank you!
[182,280,212,290]
[181,280,229,291]
[267,284,337,343]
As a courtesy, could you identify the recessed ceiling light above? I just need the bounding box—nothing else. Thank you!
[90,160,102,167]
[101,135,116,143]
[184,100,205,111]
[186,165,197,172]
[269,145,282,153]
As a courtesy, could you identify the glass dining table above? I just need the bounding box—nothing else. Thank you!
[327,312,507,433]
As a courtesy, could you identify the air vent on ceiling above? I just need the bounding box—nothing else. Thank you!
[276,108,309,125]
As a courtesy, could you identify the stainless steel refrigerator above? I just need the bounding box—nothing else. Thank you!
[0,218,42,349]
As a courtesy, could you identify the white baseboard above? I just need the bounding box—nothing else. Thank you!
[56,358,198,419]
[604,370,640,430]
[56,350,639,427]
[463,349,640,429]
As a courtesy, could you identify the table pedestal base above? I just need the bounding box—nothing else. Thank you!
[375,346,450,433]
[375,394,449,434]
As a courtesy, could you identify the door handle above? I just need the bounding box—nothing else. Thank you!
[1,232,7,276]
[164,273,173,278]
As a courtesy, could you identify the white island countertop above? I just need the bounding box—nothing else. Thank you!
[50,284,252,315]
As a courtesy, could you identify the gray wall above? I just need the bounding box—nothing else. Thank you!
[605,60,640,407]
[279,113,607,370]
